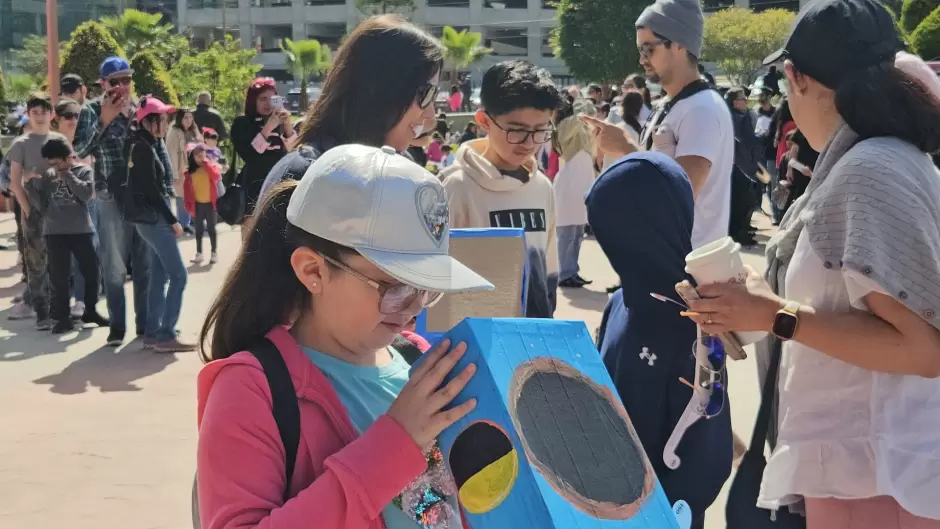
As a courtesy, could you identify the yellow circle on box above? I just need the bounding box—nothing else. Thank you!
[458,449,519,514]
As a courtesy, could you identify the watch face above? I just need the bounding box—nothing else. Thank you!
[772,312,798,340]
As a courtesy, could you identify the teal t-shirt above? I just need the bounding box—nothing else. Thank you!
[302,346,462,529]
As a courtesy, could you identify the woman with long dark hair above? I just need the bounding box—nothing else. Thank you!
[258,15,443,199]
[167,108,203,234]
[684,0,940,526]
[623,73,652,122]
[231,77,294,235]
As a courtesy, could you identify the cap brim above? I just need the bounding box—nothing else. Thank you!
[358,247,495,293]
[105,69,134,78]
[763,48,785,66]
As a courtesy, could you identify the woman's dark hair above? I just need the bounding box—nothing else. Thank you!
[52,98,80,130]
[771,98,792,146]
[450,85,459,95]
[627,74,651,107]
[173,108,196,131]
[833,62,940,153]
[296,14,443,149]
[244,78,277,117]
[621,91,645,136]
[199,180,356,362]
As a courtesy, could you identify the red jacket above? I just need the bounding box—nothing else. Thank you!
[184,161,222,216]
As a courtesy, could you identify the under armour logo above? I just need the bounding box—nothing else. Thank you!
[639,347,657,366]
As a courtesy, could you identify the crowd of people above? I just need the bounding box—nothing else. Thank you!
[2,0,940,527]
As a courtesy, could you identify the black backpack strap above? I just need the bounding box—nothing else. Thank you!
[391,334,424,366]
[246,338,301,502]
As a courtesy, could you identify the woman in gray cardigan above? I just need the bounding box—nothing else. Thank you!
[682,0,940,527]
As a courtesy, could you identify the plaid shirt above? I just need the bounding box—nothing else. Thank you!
[74,99,175,196]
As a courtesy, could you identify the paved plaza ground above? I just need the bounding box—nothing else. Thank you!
[0,210,774,529]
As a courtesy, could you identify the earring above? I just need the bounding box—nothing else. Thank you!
[311,282,317,288]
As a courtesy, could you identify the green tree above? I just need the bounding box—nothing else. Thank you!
[6,74,38,102]
[131,51,180,106]
[101,9,189,69]
[901,0,937,35]
[10,35,68,81]
[355,0,415,15]
[281,38,332,112]
[911,7,940,61]
[61,21,126,88]
[439,26,492,83]
[703,8,795,86]
[0,67,6,102]
[553,0,647,83]
[170,35,261,121]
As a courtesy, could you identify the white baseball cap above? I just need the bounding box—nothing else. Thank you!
[287,144,494,293]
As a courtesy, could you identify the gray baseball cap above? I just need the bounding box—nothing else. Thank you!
[287,144,495,293]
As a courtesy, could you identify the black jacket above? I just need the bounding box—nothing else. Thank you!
[193,104,228,142]
[123,128,178,225]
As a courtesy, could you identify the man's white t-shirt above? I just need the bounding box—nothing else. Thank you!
[648,89,734,249]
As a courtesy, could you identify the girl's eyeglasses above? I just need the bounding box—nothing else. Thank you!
[57,112,80,121]
[485,112,555,145]
[319,253,444,314]
[416,83,440,110]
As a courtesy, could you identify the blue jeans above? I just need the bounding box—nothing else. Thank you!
[136,220,187,341]
[97,194,151,333]
[175,197,191,228]
[765,158,781,222]
[72,198,100,303]
[556,224,585,282]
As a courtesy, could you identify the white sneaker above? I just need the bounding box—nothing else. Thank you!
[191,253,204,265]
[71,301,86,319]
[209,252,218,264]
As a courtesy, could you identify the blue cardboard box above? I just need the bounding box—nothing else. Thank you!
[413,318,681,529]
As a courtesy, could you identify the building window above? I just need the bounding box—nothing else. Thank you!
[484,0,527,8]
[306,23,346,48]
[258,69,295,82]
[485,27,528,57]
[428,0,470,6]
[187,0,238,7]
[701,0,734,11]
[254,25,293,52]
[252,0,292,6]
[541,34,554,58]
[305,0,345,5]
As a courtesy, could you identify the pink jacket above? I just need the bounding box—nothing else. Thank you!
[196,327,432,529]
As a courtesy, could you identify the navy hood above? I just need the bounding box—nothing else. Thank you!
[587,152,732,523]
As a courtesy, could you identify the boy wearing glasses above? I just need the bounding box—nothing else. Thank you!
[439,60,563,319]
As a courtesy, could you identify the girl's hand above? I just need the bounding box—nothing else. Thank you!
[387,339,477,447]
[685,266,785,335]
[262,113,281,136]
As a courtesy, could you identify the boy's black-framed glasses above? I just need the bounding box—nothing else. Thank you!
[485,112,555,145]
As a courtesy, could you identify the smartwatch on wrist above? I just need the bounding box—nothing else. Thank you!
[772,300,801,341]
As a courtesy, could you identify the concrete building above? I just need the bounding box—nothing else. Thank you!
[176,0,575,87]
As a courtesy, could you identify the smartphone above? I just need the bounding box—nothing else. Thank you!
[271,95,285,112]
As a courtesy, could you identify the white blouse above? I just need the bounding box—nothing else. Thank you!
[759,231,940,520]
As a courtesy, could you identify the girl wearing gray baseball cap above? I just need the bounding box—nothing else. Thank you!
[683,0,940,527]
[195,144,492,529]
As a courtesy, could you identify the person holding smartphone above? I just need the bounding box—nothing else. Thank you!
[230,78,294,238]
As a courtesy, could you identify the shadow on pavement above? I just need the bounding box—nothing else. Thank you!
[559,285,611,312]
[0,321,95,362]
[32,342,178,394]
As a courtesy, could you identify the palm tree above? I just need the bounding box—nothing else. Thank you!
[101,9,189,68]
[439,26,492,84]
[281,39,332,112]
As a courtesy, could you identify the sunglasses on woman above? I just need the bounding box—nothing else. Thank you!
[320,253,443,314]
[204,133,219,140]
[416,83,440,110]
[57,112,80,121]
